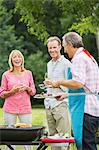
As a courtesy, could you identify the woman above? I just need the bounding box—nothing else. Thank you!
[0,50,36,150]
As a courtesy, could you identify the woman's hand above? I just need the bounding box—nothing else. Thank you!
[26,86,32,94]
[11,85,25,94]
[15,85,33,95]
[2,85,25,98]
[15,85,32,94]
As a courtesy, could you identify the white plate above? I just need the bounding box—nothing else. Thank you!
[34,94,45,99]
[34,94,55,99]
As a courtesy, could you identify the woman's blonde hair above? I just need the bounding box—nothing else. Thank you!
[8,50,25,72]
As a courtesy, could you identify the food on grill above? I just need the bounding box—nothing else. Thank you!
[15,123,32,128]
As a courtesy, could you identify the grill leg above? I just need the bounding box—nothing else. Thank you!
[36,143,48,150]
[7,145,15,150]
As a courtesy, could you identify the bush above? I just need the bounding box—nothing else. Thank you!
[0,98,4,108]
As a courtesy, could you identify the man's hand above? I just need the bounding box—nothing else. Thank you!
[54,93,68,101]
[44,79,60,88]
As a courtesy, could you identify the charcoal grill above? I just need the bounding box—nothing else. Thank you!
[0,125,75,150]
[0,125,45,150]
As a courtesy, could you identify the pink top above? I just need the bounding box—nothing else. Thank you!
[1,70,36,114]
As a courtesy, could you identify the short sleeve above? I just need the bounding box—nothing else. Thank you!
[71,58,86,85]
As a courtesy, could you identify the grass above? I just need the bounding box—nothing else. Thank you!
[0,106,99,150]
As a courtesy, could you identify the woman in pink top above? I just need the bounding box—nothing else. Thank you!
[0,50,36,150]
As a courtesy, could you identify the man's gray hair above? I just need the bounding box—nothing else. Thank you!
[62,32,84,48]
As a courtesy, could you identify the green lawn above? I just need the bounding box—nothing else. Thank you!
[0,107,99,150]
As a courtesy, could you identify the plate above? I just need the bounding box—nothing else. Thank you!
[34,94,45,99]
[34,93,55,99]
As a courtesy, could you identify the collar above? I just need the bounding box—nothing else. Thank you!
[71,47,83,62]
[52,55,64,63]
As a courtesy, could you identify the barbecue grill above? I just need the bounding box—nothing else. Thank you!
[0,125,75,150]
[0,125,45,150]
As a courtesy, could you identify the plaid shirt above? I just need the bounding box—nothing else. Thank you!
[71,47,99,117]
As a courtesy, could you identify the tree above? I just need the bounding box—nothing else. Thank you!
[15,0,99,38]
[25,51,48,93]
[15,0,49,43]
[0,0,24,107]
[64,0,99,35]
[0,0,24,75]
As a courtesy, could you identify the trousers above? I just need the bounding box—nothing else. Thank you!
[46,102,71,150]
[82,113,99,150]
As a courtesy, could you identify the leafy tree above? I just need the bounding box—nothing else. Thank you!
[15,0,99,38]
[64,0,99,35]
[0,0,24,107]
[25,51,48,93]
[15,0,65,42]
[15,0,98,63]
[15,0,49,43]
[0,0,24,76]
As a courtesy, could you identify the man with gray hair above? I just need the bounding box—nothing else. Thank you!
[45,32,99,150]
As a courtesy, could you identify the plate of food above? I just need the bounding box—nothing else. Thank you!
[34,93,62,99]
